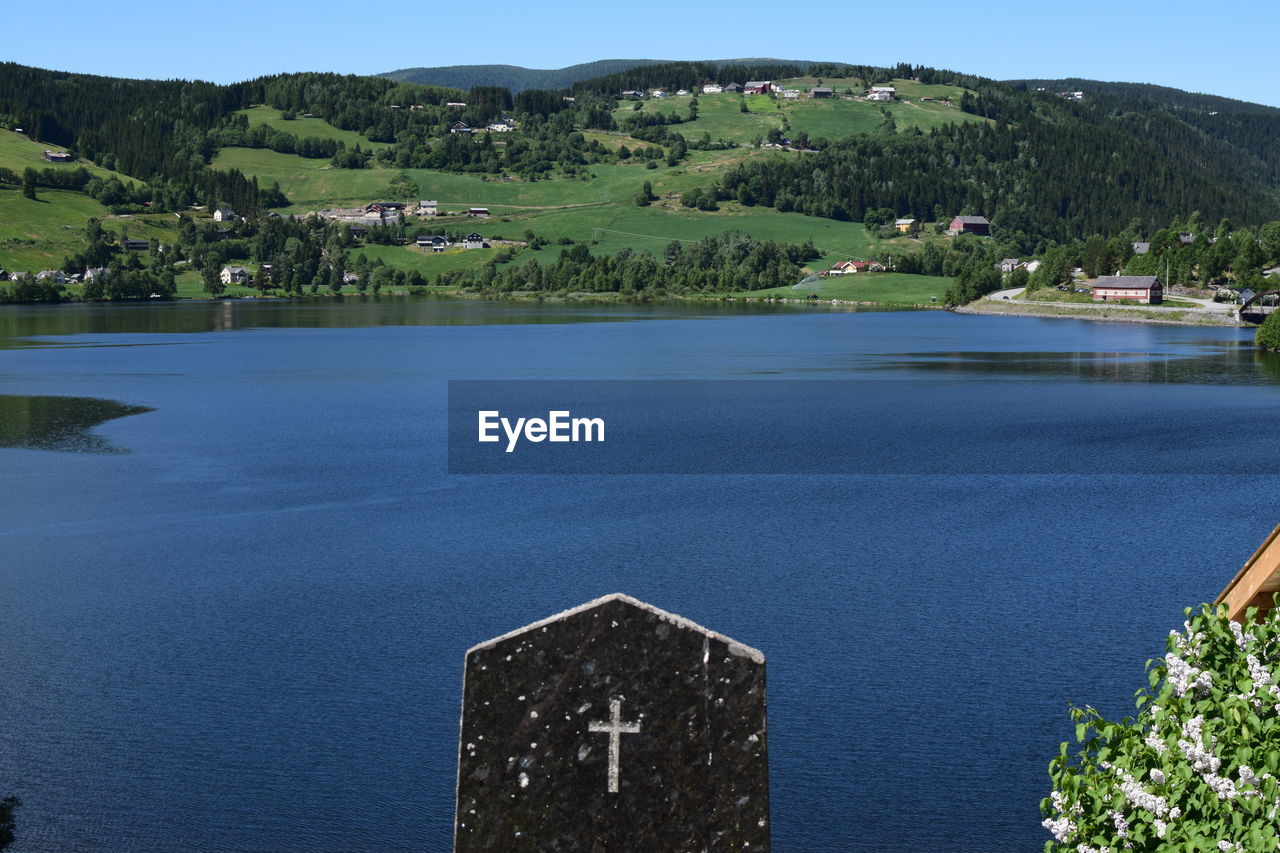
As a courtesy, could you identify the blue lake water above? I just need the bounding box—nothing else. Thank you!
[2,298,1280,851]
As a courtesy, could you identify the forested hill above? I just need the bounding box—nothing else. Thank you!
[379,58,815,93]
[379,60,667,92]
[3,59,1280,246]
[1007,78,1280,184]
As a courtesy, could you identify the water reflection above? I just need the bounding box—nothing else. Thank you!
[0,296,836,348]
[872,345,1280,385]
[0,395,153,453]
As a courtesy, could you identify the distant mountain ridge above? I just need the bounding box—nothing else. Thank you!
[379,58,816,92]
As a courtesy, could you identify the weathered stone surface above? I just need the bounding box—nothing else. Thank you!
[454,593,769,851]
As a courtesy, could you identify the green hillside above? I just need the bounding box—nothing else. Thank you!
[0,129,138,183]
[238,106,392,151]
[6,59,1280,304]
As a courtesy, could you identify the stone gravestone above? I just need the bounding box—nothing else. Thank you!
[454,593,769,851]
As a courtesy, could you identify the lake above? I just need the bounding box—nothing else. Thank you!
[2,297,1280,851]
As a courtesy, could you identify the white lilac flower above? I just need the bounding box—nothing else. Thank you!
[1231,620,1249,649]
[1178,716,1222,775]
[1239,765,1261,788]
[1153,817,1168,839]
[1110,810,1129,838]
[1166,653,1197,697]
[1042,814,1075,842]
[1150,768,1166,784]
[1204,773,1240,800]
[1100,761,1171,817]
[1248,654,1273,687]
[1145,729,1168,754]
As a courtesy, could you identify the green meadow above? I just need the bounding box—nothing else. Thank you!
[0,130,138,183]
[465,203,877,267]
[237,106,391,151]
[214,145,777,211]
[743,272,952,304]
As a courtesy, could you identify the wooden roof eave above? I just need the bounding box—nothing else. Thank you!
[1216,523,1280,621]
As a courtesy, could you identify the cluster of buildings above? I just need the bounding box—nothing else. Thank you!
[822,260,885,276]
[449,117,515,135]
[624,82,901,101]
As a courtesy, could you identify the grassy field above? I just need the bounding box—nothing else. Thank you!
[462,203,878,266]
[617,80,984,144]
[0,187,183,271]
[353,243,499,274]
[614,93,784,144]
[742,272,952,304]
[238,106,390,151]
[0,130,139,183]
[215,144,777,212]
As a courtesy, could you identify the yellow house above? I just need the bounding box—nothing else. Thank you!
[1216,524,1280,621]
[895,218,917,233]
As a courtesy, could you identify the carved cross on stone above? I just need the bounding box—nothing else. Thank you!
[588,697,640,793]
[453,593,770,851]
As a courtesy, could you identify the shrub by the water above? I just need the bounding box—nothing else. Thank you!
[1043,604,1280,851]
[1255,311,1280,350]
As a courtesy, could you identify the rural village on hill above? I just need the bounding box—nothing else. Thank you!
[4,60,1280,335]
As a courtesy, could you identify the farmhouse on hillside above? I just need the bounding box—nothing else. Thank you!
[868,86,896,101]
[948,215,990,236]
[419,200,438,216]
[468,208,490,218]
[895,218,918,233]
[462,233,488,250]
[449,121,473,134]
[702,84,723,94]
[220,265,250,285]
[743,81,771,94]
[43,150,74,163]
[828,260,884,275]
[721,83,744,94]
[1091,275,1163,304]
[213,207,237,222]
[810,87,833,98]
[417,235,449,252]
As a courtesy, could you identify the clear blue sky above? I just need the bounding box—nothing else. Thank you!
[9,0,1280,107]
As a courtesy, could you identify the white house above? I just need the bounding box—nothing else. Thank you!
[419,200,439,216]
[213,207,237,222]
[868,86,896,101]
[35,269,68,284]
[220,265,250,285]
[462,232,487,250]
[702,84,723,94]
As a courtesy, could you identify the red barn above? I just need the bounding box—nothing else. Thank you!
[1091,275,1163,304]
[948,215,990,236]
[743,81,772,94]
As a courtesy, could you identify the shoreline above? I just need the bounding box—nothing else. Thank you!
[956,299,1247,327]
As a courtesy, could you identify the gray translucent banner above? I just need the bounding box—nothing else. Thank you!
[447,379,1280,474]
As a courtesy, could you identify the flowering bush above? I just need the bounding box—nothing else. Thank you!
[1043,604,1280,852]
